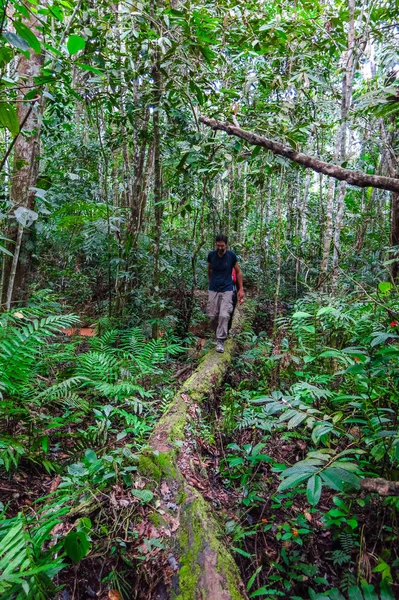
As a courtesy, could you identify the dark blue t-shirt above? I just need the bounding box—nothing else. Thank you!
[208,249,237,292]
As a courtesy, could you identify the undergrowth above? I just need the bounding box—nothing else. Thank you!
[0,293,184,599]
[216,285,399,600]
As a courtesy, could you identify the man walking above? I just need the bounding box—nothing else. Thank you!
[207,234,244,353]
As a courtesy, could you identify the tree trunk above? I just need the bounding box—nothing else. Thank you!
[331,0,357,289]
[143,306,251,600]
[273,170,284,328]
[319,177,336,286]
[151,54,163,339]
[390,192,399,281]
[2,8,44,307]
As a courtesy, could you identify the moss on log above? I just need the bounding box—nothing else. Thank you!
[150,305,250,454]
[140,304,251,600]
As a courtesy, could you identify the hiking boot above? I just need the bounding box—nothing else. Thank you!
[216,340,224,353]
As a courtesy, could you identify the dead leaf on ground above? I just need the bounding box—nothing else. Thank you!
[160,481,171,499]
[108,591,123,600]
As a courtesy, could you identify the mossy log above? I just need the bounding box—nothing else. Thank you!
[140,305,251,600]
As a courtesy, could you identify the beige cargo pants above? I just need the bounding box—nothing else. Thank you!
[207,290,234,341]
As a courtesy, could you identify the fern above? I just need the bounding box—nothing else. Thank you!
[327,549,351,566]
[0,313,80,397]
[339,532,356,554]
[339,571,357,593]
[0,506,67,599]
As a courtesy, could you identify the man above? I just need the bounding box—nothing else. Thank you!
[207,234,244,353]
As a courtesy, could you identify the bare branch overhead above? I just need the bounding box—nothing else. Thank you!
[199,116,399,194]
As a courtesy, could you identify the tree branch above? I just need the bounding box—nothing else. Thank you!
[199,116,399,194]
[361,477,399,496]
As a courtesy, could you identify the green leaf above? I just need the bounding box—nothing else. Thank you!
[361,583,379,600]
[48,4,63,21]
[327,590,346,600]
[226,443,241,451]
[319,350,343,358]
[251,145,261,159]
[287,411,308,429]
[277,472,313,491]
[0,46,13,67]
[307,475,322,506]
[67,35,86,55]
[246,566,262,591]
[131,489,153,503]
[300,325,316,333]
[321,466,360,491]
[327,467,360,489]
[380,580,395,600]
[347,587,363,600]
[320,469,344,491]
[250,588,285,597]
[0,244,13,257]
[228,457,245,467]
[3,30,30,51]
[233,547,253,558]
[15,21,41,54]
[0,102,19,136]
[64,530,90,562]
[76,62,103,74]
[77,517,92,533]
[84,449,97,463]
[316,306,334,316]
[67,462,88,477]
[378,281,392,294]
[292,311,312,319]
[370,332,398,347]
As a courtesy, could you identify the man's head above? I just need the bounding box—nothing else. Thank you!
[215,234,228,256]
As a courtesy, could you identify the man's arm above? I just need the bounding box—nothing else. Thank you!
[234,263,244,304]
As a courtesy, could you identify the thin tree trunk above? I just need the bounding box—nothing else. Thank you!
[301,168,312,243]
[257,191,265,297]
[319,177,336,285]
[263,180,272,288]
[151,53,163,339]
[5,224,23,310]
[391,192,399,281]
[273,169,284,328]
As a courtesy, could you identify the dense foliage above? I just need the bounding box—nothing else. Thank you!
[0,0,399,597]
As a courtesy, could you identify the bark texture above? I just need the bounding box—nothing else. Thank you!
[199,117,399,194]
[2,7,44,307]
[361,477,399,496]
[141,305,251,600]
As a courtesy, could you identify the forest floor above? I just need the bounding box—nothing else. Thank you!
[1,294,395,600]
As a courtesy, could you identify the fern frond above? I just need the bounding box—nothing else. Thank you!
[76,352,120,383]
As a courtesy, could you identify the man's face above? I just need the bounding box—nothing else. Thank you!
[216,241,227,256]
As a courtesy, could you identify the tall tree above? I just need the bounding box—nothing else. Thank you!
[2,4,44,309]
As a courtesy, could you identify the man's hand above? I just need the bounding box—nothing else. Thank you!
[238,289,245,304]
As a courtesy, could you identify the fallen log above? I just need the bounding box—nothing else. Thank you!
[138,305,252,600]
[361,477,399,496]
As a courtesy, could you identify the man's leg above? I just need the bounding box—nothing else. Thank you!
[216,291,234,351]
[207,291,220,333]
